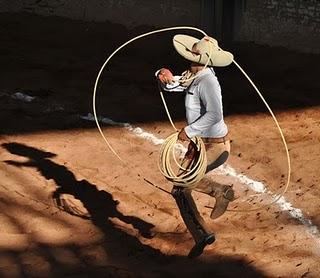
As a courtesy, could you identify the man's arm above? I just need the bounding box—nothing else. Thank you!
[155,69,185,93]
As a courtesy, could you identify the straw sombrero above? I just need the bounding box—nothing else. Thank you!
[173,35,233,67]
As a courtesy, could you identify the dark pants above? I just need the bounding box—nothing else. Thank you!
[172,140,231,243]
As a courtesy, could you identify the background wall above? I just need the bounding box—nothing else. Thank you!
[237,0,320,53]
[1,0,319,53]
[0,0,201,27]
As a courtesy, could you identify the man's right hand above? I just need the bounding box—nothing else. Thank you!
[157,68,174,85]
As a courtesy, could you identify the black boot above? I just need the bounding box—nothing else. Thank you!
[188,233,215,259]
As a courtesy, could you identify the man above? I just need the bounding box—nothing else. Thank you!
[156,35,235,258]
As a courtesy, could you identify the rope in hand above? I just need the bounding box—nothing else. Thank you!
[158,133,207,188]
[93,26,291,213]
[93,26,208,163]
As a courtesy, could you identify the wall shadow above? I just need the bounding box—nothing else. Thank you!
[1,142,268,277]
[0,12,319,135]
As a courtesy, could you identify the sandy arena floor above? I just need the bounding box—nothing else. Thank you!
[0,13,319,277]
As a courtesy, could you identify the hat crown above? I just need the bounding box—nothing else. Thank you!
[193,37,219,55]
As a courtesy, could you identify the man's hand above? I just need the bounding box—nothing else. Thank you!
[178,128,189,142]
[157,68,174,85]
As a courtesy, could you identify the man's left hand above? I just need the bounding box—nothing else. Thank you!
[157,68,174,85]
[178,128,189,142]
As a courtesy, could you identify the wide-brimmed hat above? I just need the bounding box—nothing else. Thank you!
[173,34,233,67]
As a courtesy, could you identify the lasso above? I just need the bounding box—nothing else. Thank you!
[92,26,291,212]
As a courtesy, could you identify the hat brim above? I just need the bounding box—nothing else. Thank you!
[173,34,233,67]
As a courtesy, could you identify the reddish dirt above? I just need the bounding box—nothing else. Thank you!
[0,13,319,277]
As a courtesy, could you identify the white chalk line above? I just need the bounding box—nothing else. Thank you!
[81,113,320,240]
[0,91,37,102]
[11,91,36,102]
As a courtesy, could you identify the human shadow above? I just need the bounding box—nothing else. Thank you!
[2,142,155,239]
[2,142,268,277]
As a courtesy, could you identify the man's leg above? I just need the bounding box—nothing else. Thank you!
[205,140,231,173]
[194,178,235,219]
[194,140,235,219]
[171,186,215,258]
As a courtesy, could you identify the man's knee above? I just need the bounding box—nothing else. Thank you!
[171,186,182,197]
[171,186,190,199]
[206,151,229,173]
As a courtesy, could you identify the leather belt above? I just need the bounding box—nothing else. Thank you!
[202,135,229,144]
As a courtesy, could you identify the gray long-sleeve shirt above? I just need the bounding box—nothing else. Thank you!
[159,68,228,138]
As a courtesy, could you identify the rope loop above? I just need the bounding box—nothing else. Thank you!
[92,26,291,213]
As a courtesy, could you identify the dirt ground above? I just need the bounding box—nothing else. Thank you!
[0,13,319,277]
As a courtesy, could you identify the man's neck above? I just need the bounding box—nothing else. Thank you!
[190,64,205,74]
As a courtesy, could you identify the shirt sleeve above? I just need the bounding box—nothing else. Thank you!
[155,70,185,92]
[184,78,223,137]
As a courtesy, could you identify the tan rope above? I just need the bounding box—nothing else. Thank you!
[158,133,207,188]
[92,26,291,213]
[227,60,291,212]
[92,26,207,163]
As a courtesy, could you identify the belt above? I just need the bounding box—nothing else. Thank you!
[202,135,229,144]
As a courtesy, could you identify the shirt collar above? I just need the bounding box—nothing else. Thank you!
[192,68,215,85]
[197,67,215,78]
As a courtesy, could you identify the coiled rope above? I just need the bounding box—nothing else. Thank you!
[158,133,207,188]
[92,26,291,213]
